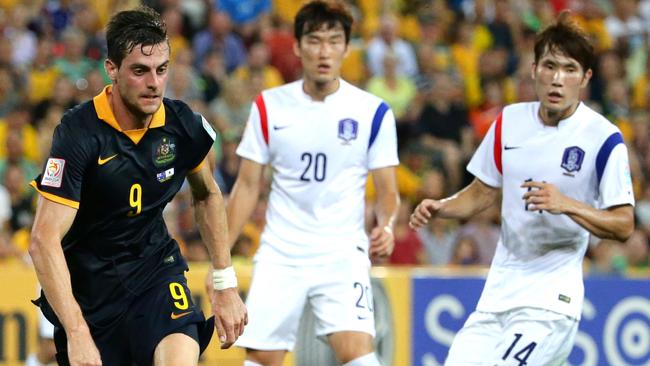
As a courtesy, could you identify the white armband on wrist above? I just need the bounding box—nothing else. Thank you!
[212,266,238,290]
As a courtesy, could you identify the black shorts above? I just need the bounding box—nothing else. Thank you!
[52,274,214,366]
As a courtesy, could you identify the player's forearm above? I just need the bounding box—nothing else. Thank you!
[194,190,231,269]
[375,191,400,230]
[438,178,499,219]
[29,235,88,333]
[564,200,634,241]
[226,178,260,248]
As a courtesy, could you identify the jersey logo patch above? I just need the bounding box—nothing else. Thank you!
[156,168,175,182]
[41,158,65,187]
[154,137,176,167]
[97,154,117,165]
[338,118,358,144]
[561,146,585,173]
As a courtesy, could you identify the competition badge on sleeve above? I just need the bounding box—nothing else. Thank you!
[338,118,358,145]
[41,158,65,187]
[561,146,585,176]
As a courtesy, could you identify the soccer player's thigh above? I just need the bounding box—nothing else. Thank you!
[127,273,207,365]
[490,308,578,366]
[309,253,375,338]
[236,261,311,350]
[445,311,501,365]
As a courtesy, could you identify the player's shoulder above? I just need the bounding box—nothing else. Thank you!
[501,101,536,118]
[339,78,385,106]
[259,80,303,103]
[162,97,198,123]
[577,102,620,135]
[59,100,96,128]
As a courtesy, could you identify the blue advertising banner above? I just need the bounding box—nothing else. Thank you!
[412,276,650,366]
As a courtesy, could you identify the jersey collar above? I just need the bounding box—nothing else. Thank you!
[93,85,166,144]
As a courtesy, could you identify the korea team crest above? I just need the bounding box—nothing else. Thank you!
[153,137,176,166]
[338,118,358,144]
[561,146,585,173]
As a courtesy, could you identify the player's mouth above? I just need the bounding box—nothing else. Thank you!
[141,95,160,102]
[547,91,563,103]
[317,63,331,73]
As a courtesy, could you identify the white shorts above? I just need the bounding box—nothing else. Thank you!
[445,307,578,366]
[235,251,375,351]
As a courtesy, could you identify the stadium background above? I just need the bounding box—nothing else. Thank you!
[0,0,648,365]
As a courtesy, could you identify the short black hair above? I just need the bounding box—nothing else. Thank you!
[294,0,353,44]
[534,11,594,73]
[106,6,168,67]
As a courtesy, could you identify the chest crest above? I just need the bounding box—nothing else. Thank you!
[153,137,176,167]
[561,146,585,176]
[337,118,358,145]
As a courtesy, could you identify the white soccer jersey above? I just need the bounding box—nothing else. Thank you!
[237,79,399,264]
[467,102,634,319]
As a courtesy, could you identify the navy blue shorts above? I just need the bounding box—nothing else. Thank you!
[52,274,214,365]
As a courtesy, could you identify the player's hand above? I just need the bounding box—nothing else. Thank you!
[409,199,442,229]
[67,327,102,366]
[369,225,394,259]
[521,181,567,214]
[210,287,247,349]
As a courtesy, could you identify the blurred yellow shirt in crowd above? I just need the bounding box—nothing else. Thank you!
[0,122,40,164]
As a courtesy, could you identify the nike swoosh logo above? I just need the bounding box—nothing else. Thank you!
[98,154,118,165]
[170,311,192,320]
[504,145,521,150]
[273,125,290,130]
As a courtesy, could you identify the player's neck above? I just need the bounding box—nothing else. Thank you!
[538,101,580,127]
[302,78,340,101]
[108,88,152,130]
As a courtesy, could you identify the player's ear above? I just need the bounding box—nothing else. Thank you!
[530,63,537,80]
[293,39,301,58]
[105,59,118,83]
[581,68,593,88]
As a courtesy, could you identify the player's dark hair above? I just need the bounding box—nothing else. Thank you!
[106,6,168,67]
[294,0,353,44]
[534,11,594,73]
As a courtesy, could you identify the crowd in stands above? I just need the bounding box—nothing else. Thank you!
[0,0,648,275]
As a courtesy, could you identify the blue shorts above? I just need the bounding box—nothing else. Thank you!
[51,273,214,365]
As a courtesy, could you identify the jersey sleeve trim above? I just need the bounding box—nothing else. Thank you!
[189,159,205,174]
[596,132,623,184]
[494,112,503,175]
[29,180,80,209]
[254,94,269,145]
[369,102,389,149]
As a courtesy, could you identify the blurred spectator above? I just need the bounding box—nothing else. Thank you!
[232,41,284,90]
[450,235,481,266]
[208,77,252,135]
[216,0,271,45]
[0,104,39,164]
[265,16,302,82]
[192,10,247,73]
[590,50,625,106]
[4,163,34,233]
[165,63,202,102]
[458,205,500,265]
[36,105,64,163]
[231,232,254,266]
[214,129,241,194]
[0,130,39,185]
[198,50,227,103]
[27,37,60,104]
[76,69,107,103]
[0,66,20,118]
[416,72,473,191]
[450,19,483,108]
[625,229,650,270]
[389,203,427,265]
[53,28,97,87]
[5,5,38,69]
[605,0,646,52]
[161,6,190,63]
[32,76,78,128]
[365,51,416,122]
[469,78,505,141]
[0,180,17,262]
[72,4,105,62]
[366,13,418,78]
[587,239,628,275]
[417,217,459,266]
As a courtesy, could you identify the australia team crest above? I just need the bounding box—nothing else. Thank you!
[338,118,358,144]
[154,137,176,166]
[561,146,585,173]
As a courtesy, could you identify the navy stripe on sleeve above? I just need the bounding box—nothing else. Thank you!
[596,132,623,184]
[369,102,389,149]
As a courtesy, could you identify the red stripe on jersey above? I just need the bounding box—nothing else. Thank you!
[494,112,503,175]
[255,94,269,145]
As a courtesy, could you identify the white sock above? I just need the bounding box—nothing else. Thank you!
[25,354,45,366]
[342,352,381,366]
[244,361,264,366]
